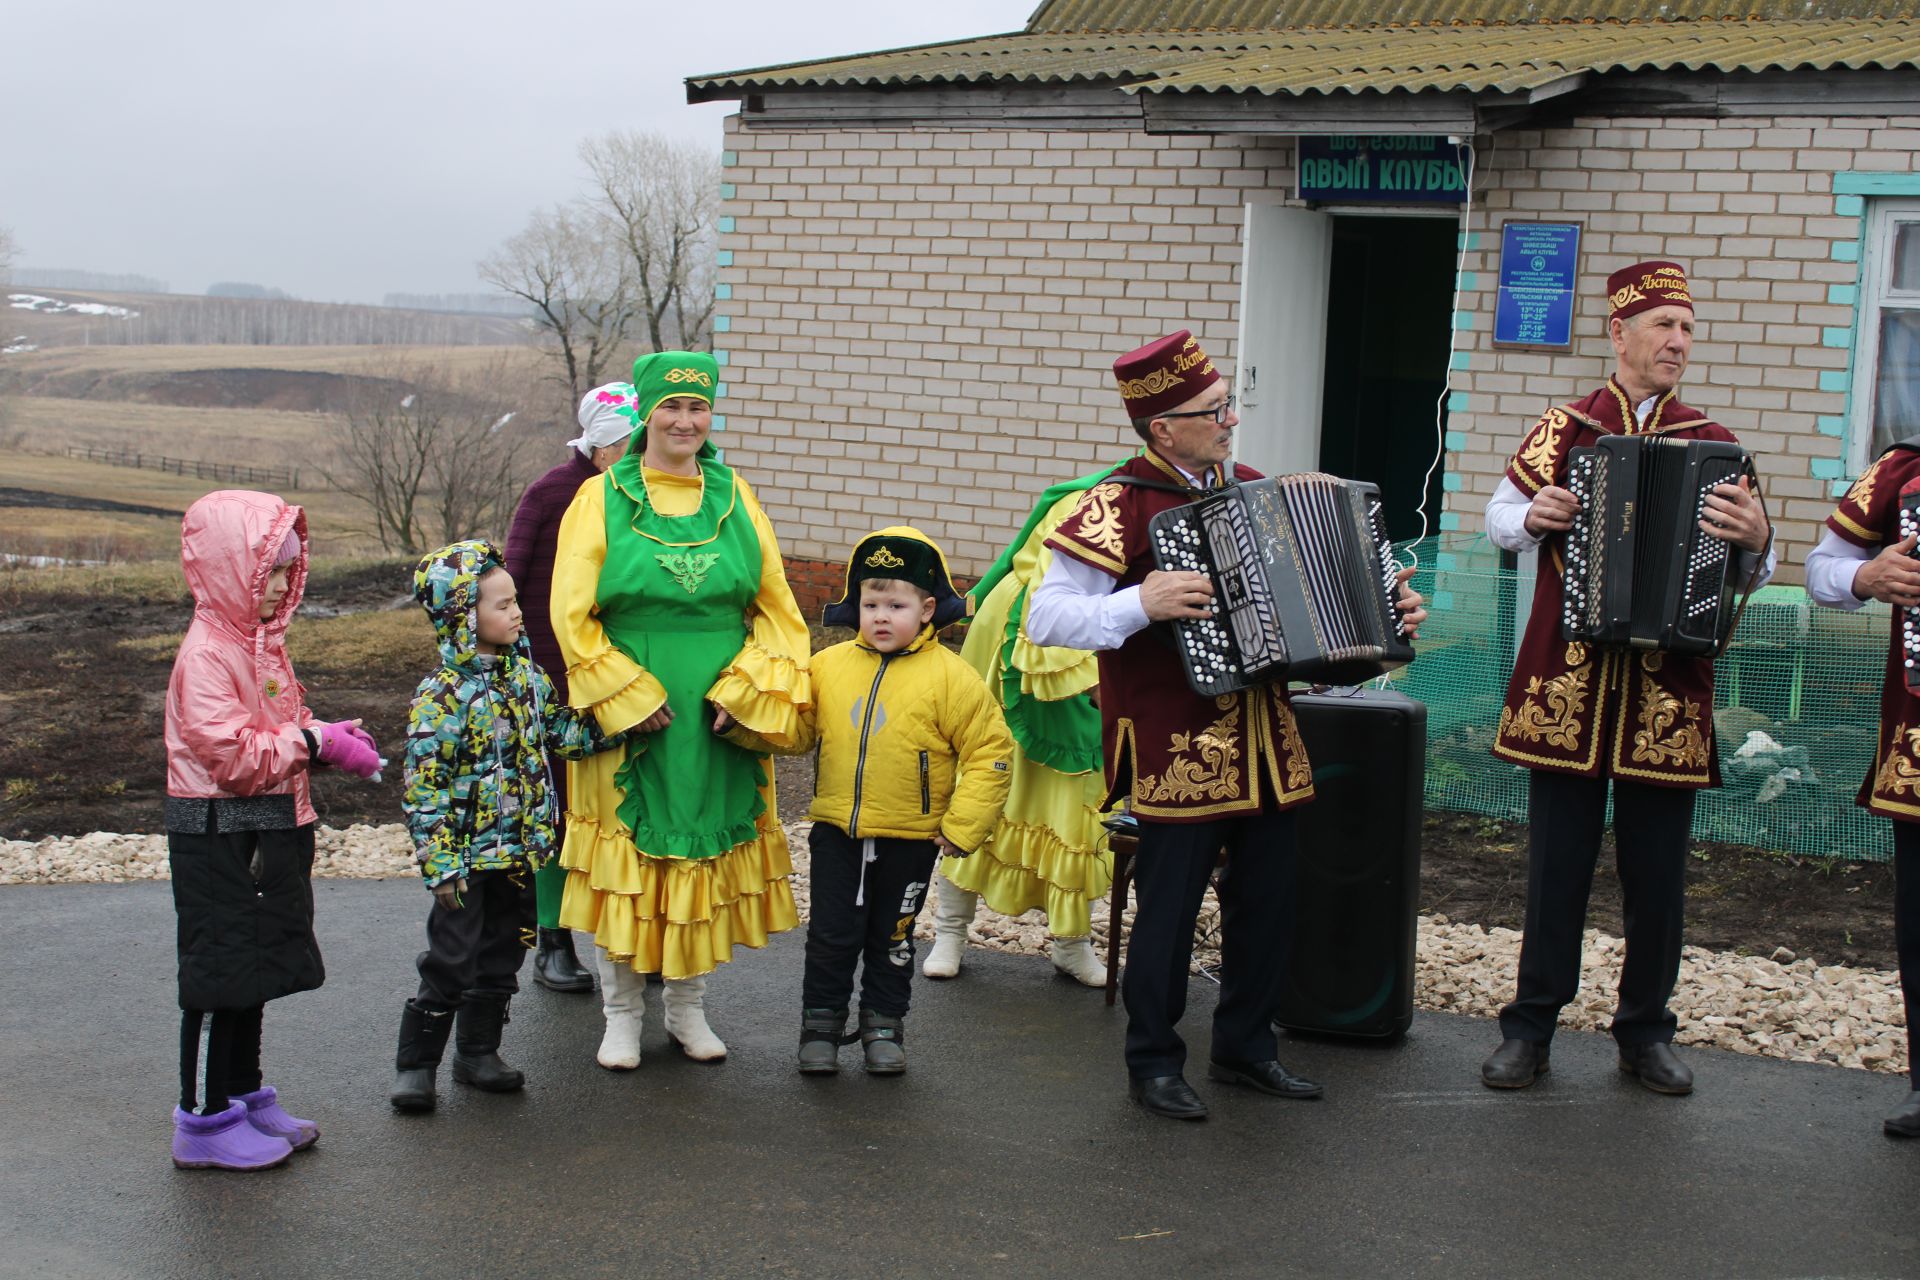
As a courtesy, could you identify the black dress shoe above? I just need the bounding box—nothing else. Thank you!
[1884,1089,1920,1138]
[1619,1041,1694,1095]
[533,928,595,994]
[1481,1038,1550,1090]
[1129,1075,1208,1120]
[1207,1058,1324,1099]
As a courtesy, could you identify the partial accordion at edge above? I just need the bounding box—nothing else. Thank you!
[1148,474,1415,696]
[1561,434,1756,656]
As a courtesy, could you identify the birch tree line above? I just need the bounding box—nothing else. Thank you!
[479,130,721,415]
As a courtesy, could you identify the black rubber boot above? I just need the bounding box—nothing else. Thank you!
[533,928,594,994]
[797,1008,848,1075]
[390,1000,453,1112]
[451,992,525,1093]
[858,1009,906,1076]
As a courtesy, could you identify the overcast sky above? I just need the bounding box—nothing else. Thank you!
[1,0,1034,304]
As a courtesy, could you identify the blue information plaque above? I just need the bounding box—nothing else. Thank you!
[1494,222,1582,348]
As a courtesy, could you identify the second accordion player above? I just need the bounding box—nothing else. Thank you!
[1148,473,1415,696]
[1561,434,1759,656]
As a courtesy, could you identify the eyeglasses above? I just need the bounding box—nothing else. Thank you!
[1161,395,1236,425]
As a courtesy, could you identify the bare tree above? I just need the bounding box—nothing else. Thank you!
[478,205,635,416]
[580,131,721,352]
[0,226,16,284]
[321,357,548,554]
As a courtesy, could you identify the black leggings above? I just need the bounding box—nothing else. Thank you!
[180,1005,264,1114]
[1894,823,1920,1089]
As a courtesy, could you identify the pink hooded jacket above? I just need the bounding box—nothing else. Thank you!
[164,490,318,823]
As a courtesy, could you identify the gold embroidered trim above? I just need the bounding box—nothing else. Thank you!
[663,367,714,387]
[1516,408,1569,487]
[1498,660,1593,752]
[1628,670,1709,770]
[1846,453,1889,522]
[1065,482,1127,566]
[1830,508,1881,544]
[1139,695,1243,805]
[863,546,906,569]
[1874,725,1920,799]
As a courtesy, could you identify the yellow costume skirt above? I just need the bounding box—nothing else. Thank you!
[938,742,1112,938]
[558,751,798,980]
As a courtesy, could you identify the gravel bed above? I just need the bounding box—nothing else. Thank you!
[6,818,1905,1077]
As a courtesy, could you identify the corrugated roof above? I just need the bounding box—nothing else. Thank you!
[1026,0,1918,29]
[687,19,1920,96]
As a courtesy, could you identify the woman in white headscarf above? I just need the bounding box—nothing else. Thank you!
[503,383,641,992]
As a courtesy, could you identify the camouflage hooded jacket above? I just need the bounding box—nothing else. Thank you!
[404,540,622,887]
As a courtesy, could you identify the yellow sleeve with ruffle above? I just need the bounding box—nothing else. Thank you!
[551,473,668,735]
[1011,500,1100,703]
[705,474,814,754]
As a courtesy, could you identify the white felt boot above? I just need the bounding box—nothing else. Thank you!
[593,949,645,1071]
[663,974,728,1061]
[922,874,977,980]
[1049,934,1108,988]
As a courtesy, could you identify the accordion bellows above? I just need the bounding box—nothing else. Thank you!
[1148,474,1414,695]
[1561,435,1753,656]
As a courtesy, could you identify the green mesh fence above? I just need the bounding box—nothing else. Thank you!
[1378,535,1892,862]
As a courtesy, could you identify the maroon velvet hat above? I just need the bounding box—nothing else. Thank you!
[1607,261,1693,324]
[1112,330,1221,420]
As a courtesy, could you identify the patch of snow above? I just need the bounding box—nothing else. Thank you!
[1,335,36,354]
[7,293,140,319]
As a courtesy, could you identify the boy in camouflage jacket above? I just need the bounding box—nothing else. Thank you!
[389,540,625,1112]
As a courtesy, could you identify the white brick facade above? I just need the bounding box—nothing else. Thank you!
[714,114,1920,582]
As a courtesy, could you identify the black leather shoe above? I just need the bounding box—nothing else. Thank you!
[1129,1075,1208,1120]
[1481,1038,1550,1090]
[1884,1089,1920,1138]
[1619,1041,1693,1095]
[1207,1058,1324,1099]
[533,928,594,994]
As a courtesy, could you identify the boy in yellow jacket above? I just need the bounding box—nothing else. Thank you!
[792,527,1013,1075]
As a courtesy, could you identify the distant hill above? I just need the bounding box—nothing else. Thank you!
[9,269,171,293]
[2,289,529,349]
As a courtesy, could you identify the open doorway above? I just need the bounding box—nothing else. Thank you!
[1316,214,1457,545]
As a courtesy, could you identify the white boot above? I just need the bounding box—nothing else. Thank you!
[593,948,645,1071]
[663,974,727,1061]
[1050,935,1108,988]
[922,874,977,980]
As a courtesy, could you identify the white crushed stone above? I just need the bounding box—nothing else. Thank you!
[7,818,1905,1077]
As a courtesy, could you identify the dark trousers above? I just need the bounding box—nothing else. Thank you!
[414,867,536,1010]
[1894,823,1920,1089]
[1123,808,1298,1080]
[1499,770,1695,1047]
[180,1004,263,1114]
[803,824,939,1018]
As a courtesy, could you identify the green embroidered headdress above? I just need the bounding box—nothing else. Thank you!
[824,526,969,629]
[624,350,720,456]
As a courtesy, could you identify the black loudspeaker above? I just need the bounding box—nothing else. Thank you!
[1273,688,1426,1041]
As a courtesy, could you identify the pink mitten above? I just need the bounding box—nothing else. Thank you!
[316,721,382,780]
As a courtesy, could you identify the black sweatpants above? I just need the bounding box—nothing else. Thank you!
[1123,807,1298,1080]
[1893,822,1920,1089]
[414,867,536,1010]
[1499,769,1695,1047]
[180,1004,263,1114]
[803,824,938,1018]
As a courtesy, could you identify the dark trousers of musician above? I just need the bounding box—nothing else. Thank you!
[1498,770,1695,1047]
[1892,823,1920,1088]
[1123,808,1297,1079]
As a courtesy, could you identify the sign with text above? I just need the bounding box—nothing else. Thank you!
[1494,222,1583,348]
[1295,136,1467,205]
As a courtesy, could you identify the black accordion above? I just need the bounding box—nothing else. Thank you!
[1147,474,1414,695]
[1901,490,1920,690]
[1560,434,1755,656]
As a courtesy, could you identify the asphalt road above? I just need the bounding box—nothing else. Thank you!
[2,878,1916,1279]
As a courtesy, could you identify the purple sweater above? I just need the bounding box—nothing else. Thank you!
[504,450,599,700]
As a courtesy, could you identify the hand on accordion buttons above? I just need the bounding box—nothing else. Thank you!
[1852,534,1920,607]
[1140,569,1215,622]
[1392,565,1427,640]
[1699,475,1771,554]
[1522,485,1580,537]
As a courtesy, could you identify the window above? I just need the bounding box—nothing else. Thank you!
[1857,198,1920,463]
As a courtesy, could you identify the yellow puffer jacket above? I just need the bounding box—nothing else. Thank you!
[798,627,1013,851]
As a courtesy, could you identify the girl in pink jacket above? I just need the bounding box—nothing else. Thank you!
[164,490,382,1172]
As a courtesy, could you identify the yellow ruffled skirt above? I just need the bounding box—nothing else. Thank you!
[558,750,798,980]
[939,743,1112,938]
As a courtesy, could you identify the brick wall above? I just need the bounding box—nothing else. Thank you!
[716,113,1920,584]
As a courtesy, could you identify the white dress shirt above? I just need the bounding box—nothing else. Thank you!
[1804,530,1873,610]
[1482,393,1778,588]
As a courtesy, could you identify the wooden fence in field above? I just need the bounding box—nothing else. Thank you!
[64,446,303,489]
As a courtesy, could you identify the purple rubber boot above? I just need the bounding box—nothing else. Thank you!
[171,1102,294,1171]
[233,1085,319,1151]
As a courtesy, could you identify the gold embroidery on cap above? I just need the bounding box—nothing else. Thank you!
[663,368,714,387]
[864,546,906,569]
